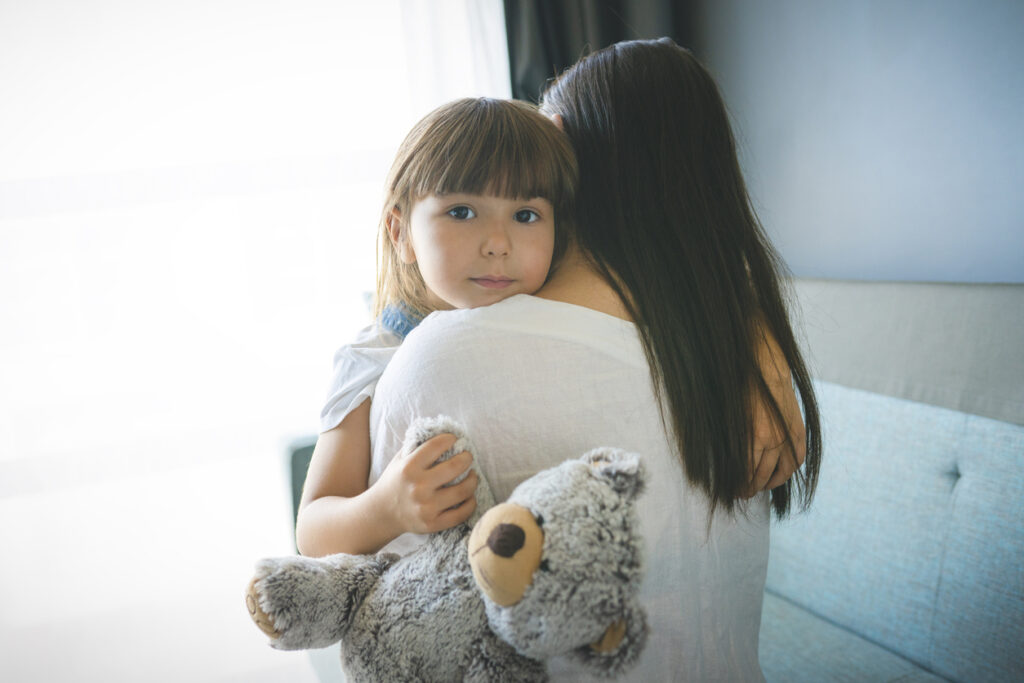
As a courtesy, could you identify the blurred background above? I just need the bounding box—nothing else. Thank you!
[1,1,1020,681]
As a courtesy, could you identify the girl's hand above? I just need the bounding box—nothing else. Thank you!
[745,329,807,497]
[374,433,479,535]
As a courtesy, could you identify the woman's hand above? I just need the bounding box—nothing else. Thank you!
[745,329,807,497]
[373,433,479,535]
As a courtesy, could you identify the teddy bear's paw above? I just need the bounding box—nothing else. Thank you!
[246,575,281,639]
[569,604,648,678]
[404,416,469,455]
[248,553,391,650]
[245,556,330,649]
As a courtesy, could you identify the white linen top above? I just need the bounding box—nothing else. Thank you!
[369,294,770,682]
[319,322,401,434]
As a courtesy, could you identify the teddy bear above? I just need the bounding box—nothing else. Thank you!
[246,416,648,682]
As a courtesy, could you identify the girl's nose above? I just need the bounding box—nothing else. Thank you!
[482,223,511,256]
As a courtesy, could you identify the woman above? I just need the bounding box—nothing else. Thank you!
[369,38,821,680]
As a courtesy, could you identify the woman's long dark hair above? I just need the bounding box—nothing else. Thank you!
[541,38,821,516]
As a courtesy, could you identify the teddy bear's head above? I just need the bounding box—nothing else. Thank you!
[468,448,647,676]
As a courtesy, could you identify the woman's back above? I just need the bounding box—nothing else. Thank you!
[541,38,821,518]
[369,294,769,681]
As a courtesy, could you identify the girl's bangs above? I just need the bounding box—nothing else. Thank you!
[408,110,573,203]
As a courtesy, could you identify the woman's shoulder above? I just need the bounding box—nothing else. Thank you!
[402,295,535,340]
[417,295,634,337]
[399,295,644,369]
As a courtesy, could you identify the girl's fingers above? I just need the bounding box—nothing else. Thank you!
[433,492,478,530]
[411,471,476,532]
[764,451,797,491]
[405,433,458,470]
[789,426,808,468]
[748,445,779,496]
[397,434,478,532]
[436,469,477,508]
[426,450,474,487]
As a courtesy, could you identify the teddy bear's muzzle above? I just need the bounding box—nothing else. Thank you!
[468,502,634,657]
[468,503,544,607]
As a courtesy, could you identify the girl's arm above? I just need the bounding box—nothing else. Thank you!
[295,399,478,557]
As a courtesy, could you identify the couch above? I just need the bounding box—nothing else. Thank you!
[758,279,1024,682]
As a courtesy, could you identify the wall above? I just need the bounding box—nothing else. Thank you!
[694,0,1023,283]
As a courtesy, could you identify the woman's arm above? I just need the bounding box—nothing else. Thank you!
[295,399,478,557]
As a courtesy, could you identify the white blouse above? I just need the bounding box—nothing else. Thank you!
[369,294,770,682]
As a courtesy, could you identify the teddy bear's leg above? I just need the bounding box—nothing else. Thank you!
[247,552,396,651]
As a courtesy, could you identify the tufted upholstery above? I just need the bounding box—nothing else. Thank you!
[760,279,1024,682]
[763,382,1024,682]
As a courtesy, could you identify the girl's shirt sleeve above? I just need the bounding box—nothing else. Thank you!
[319,322,402,434]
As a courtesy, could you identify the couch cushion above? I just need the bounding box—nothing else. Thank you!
[760,592,948,682]
[767,381,1024,682]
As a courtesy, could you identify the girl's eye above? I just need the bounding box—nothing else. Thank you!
[447,206,475,220]
[513,209,540,223]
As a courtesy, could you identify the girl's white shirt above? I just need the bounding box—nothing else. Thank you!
[319,322,402,435]
[368,294,770,682]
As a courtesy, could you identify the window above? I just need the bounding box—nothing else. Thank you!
[0,0,511,475]
[0,2,510,679]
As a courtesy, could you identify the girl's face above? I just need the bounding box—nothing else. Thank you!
[392,193,555,310]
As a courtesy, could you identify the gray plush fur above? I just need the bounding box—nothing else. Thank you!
[251,416,647,682]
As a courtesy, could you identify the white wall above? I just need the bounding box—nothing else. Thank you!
[696,0,1024,283]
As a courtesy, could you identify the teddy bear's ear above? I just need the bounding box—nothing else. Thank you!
[582,448,646,499]
[403,415,468,454]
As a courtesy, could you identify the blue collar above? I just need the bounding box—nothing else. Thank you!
[380,303,422,339]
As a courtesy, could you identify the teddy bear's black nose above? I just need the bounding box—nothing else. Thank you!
[487,523,525,558]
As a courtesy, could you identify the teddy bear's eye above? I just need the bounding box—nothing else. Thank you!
[539,559,551,572]
[534,513,544,527]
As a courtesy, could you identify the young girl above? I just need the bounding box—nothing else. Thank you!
[295,97,578,557]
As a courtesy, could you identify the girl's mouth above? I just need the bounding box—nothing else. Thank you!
[471,277,514,289]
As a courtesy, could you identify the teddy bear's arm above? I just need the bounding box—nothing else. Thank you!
[246,552,396,650]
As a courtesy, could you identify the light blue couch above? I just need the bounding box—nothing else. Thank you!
[759,279,1024,682]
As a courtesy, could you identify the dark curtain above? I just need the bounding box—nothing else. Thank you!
[504,0,696,102]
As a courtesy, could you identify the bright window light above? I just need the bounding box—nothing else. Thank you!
[0,0,511,474]
[1,2,511,680]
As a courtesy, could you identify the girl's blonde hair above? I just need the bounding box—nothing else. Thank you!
[375,97,577,318]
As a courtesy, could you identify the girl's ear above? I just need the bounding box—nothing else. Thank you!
[387,208,416,264]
